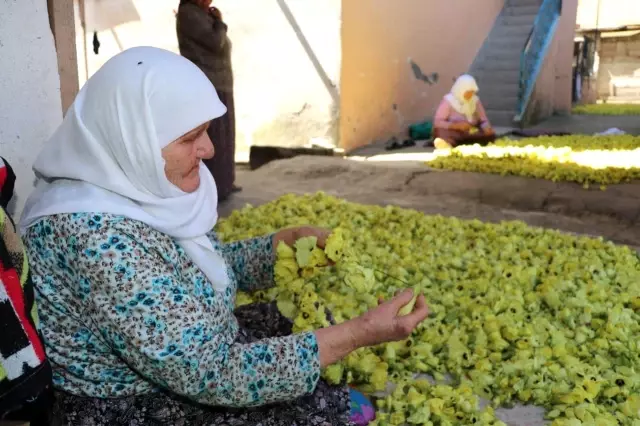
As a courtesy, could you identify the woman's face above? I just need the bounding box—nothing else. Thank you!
[162,123,214,193]
[463,90,476,101]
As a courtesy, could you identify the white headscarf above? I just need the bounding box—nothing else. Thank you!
[21,46,232,292]
[444,74,479,122]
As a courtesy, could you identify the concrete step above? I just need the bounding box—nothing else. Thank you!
[482,49,523,62]
[501,14,538,27]
[475,82,520,99]
[503,5,541,16]
[484,35,527,51]
[481,95,519,111]
[506,0,542,7]
[482,42,523,54]
[472,69,520,83]
[492,25,535,39]
[474,58,521,72]
[486,109,517,127]
[486,33,532,49]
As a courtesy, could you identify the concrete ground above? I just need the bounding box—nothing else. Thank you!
[221,156,640,249]
[241,114,640,167]
[344,113,640,161]
[530,113,640,135]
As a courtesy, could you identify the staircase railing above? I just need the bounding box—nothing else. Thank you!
[514,0,563,123]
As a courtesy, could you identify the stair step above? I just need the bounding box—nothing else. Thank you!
[475,83,520,98]
[503,5,541,16]
[481,95,519,111]
[483,41,524,53]
[482,50,523,62]
[506,0,542,7]
[485,109,517,127]
[501,14,538,27]
[474,59,521,72]
[492,25,534,38]
[485,36,527,50]
[486,31,532,47]
[472,69,520,82]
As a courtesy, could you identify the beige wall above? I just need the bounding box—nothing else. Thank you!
[340,0,504,152]
[526,0,579,123]
[576,0,640,31]
[595,34,640,99]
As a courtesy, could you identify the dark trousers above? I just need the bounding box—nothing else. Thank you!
[434,128,497,147]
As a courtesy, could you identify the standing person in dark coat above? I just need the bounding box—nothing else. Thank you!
[176,0,241,201]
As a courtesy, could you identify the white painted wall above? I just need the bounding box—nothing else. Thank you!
[576,0,640,31]
[76,0,341,160]
[0,0,63,216]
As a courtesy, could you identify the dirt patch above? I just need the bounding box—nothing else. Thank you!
[221,156,640,248]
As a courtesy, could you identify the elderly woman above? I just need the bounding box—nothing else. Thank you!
[20,47,428,425]
[433,74,497,150]
[176,0,239,202]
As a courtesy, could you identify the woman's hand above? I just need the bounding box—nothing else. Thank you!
[358,289,429,347]
[451,121,472,132]
[315,289,429,367]
[209,6,222,20]
[273,226,331,251]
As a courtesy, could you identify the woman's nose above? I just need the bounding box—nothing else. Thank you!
[198,133,215,159]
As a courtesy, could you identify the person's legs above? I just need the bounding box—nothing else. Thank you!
[433,128,465,149]
[434,128,496,149]
[204,90,237,202]
[224,91,241,194]
[50,303,354,426]
[233,303,356,425]
[457,128,497,146]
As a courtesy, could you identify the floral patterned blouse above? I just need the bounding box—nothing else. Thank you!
[23,213,321,407]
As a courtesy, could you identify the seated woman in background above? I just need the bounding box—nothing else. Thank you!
[433,74,497,150]
[20,47,428,426]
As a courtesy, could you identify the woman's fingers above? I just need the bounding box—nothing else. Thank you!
[405,294,430,323]
[395,294,429,337]
[389,289,415,312]
[313,228,331,248]
[292,226,331,248]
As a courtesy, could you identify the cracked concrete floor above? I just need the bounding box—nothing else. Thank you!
[220,156,640,250]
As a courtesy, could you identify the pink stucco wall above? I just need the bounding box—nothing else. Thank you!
[340,0,505,151]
